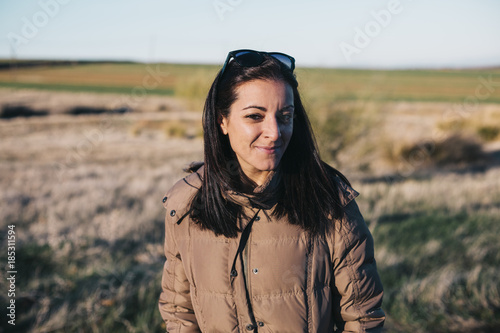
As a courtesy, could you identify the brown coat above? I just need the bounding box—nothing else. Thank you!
[158,166,385,332]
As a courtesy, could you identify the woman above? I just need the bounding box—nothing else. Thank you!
[159,49,385,332]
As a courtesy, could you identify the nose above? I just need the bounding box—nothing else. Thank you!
[263,115,281,141]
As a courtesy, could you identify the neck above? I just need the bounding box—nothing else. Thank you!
[250,171,272,187]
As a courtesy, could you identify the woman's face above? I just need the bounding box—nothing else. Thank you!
[220,79,294,185]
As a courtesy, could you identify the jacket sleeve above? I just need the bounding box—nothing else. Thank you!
[158,201,200,333]
[332,199,385,333]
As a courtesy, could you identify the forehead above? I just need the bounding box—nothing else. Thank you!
[233,79,294,103]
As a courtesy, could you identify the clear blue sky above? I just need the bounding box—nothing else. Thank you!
[0,0,499,69]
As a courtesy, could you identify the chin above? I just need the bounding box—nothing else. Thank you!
[256,161,280,172]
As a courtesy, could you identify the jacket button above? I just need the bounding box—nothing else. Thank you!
[230,269,238,277]
[252,268,259,274]
[255,216,260,221]
[170,210,176,217]
[258,321,264,327]
[246,324,254,331]
[162,196,167,203]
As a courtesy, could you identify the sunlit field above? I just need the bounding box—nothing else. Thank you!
[1,61,499,332]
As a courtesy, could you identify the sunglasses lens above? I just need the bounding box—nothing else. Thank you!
[234,51,264,67]
[269,53,294,70]
[222,50,294,78]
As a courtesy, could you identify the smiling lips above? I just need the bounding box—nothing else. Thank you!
[256,145,282,154]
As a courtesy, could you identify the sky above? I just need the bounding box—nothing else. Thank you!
[0,0,499,69]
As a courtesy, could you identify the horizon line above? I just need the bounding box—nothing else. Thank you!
[1,57,499,71]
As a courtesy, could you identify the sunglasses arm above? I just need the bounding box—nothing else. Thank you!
[219,52,234,78]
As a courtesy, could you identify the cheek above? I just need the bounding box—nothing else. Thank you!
[228,124,259,148]
[238,125,260,143]
[282,124,294,146]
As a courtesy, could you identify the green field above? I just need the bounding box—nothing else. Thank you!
[2,61,500,106]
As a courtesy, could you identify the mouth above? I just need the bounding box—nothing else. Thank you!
[256,145,282,154]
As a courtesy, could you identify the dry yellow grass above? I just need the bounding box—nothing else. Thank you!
[1,85,499,332]
[0,90,204,332]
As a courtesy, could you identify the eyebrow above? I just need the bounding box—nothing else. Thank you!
[242,105,294,112]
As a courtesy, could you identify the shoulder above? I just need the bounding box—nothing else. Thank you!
[333,175,359,207]
[162,163,204,223]
[323,163,359,207]
[326,171,368,237]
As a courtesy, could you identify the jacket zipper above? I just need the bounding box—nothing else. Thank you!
[245,226,253,301]
[230,209,260,332]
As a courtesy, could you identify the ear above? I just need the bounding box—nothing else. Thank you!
[219,116,228,135]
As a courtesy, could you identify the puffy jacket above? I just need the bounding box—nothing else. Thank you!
[158,165,385,332]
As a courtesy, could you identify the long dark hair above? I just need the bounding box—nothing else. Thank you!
[190,54,349,237]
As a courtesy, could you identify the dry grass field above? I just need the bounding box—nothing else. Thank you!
[0,62,500,332]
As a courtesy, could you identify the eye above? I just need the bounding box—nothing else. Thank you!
[278,112,294,123]
[246,114,263,121]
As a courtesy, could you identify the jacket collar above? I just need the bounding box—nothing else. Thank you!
[165,162,358,225]
[184,163,281,210]
[224,169,281,210]
[163,165,203,224]
[335,176,359,207]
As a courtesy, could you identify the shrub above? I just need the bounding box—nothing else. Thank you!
[432,134,484,165]
[163,122,187,138]
[129,120,196,139]
[436,119,466,132]
[1,105,48,118]
[314,105,374,163]
[398,134,484,167]
[477,126,500,142]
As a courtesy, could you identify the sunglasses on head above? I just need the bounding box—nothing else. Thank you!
[220,49,295,78]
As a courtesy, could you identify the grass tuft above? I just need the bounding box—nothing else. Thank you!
[477,126,500,141]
